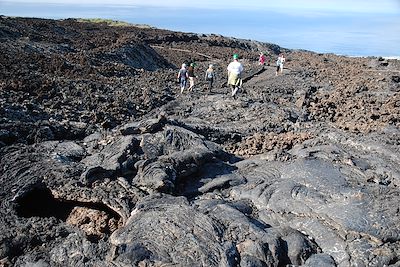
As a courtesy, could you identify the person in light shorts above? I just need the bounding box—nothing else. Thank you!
[227,54,243,97]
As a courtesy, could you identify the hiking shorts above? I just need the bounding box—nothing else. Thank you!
[228,73,240,86]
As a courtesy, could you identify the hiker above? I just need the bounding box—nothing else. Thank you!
[177,63,188,93]
[204,64,216,92]
[259,52,266,66]
[265,51,271,65]
[187,62,196,91]
[227,54,243,97]
[276,53,285,75]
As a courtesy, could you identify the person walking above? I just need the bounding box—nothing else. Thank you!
[187,62,196,91]
[275,53,285,76]
[177,63,188,93]
[227,54,244,97]
[204,64,216,93]
[259,52,266,66]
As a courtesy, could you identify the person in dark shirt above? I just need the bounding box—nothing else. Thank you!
[187,63,196,91]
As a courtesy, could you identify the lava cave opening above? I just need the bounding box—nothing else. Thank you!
[15,186,121,222]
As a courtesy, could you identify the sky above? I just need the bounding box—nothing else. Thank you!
[4,0,400,14]
[2,0,400,56]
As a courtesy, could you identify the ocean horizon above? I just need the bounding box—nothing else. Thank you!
[1,1,400,57]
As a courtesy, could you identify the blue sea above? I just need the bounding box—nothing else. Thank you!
[1,2,400,57]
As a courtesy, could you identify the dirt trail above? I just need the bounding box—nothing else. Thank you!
[245,64,289,85]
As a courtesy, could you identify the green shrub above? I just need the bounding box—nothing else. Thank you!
[76,18,152,28]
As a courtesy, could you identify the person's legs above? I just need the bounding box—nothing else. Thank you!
[232,86,239,99]
[180,79,186,93]
[188,77,194,91]
[232,75,241,97]
[280,63,284,73]
[232,85,239,97]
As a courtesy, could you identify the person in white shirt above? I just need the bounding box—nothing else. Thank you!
[227,54,244,97]
[276,53,285,76]
[177,63,188,93]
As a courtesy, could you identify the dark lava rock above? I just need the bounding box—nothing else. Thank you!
[1,16,400,267]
